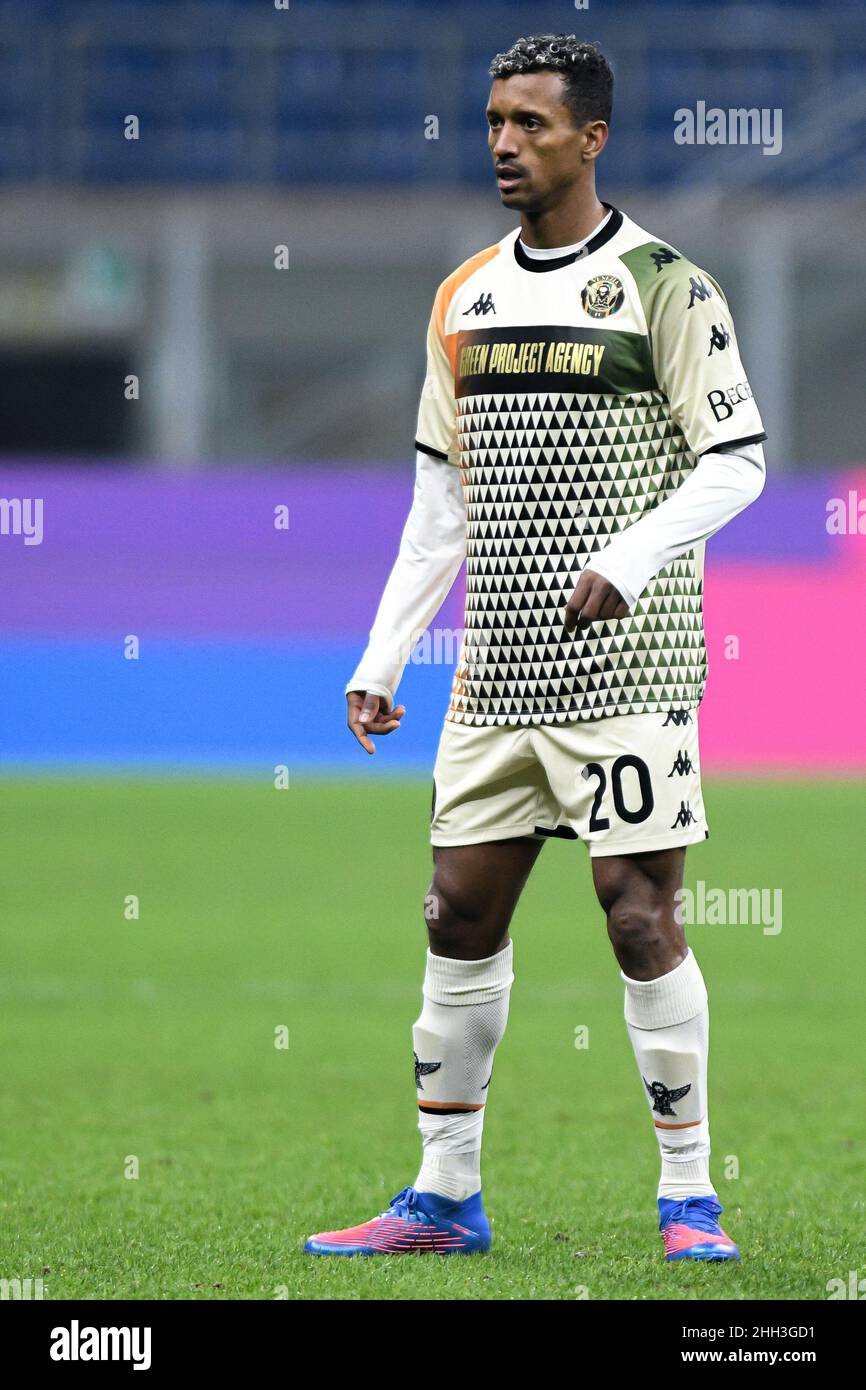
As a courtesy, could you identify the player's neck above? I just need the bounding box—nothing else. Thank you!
[519,191,608,252]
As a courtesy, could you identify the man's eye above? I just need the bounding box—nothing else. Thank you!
[524,118,540,130]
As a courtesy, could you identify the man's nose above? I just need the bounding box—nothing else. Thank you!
[492,124,518,158]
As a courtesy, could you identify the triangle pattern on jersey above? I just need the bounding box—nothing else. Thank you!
[450,386,707,726]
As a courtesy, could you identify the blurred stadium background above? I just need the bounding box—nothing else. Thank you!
[1,0,865,771]
[1,0,865,1302]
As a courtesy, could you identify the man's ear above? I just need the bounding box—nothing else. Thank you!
[582,120,609,161]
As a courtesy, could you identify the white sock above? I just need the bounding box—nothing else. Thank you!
[621,949,715,1201]
[412,942,513,1202]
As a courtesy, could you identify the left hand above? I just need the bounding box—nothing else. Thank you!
[563,569,630,632]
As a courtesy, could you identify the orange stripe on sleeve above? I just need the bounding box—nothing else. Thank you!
[434,244,501,375]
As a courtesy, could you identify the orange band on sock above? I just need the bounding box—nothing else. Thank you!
[416,1100,485,1112]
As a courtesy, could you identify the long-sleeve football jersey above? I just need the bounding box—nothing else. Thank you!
[410,203,766,727]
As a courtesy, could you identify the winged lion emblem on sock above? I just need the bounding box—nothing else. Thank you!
[414,1051,442,1091]
[643,1077,692,1117]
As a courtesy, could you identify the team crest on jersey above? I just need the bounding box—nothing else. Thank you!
[581,274,625,318]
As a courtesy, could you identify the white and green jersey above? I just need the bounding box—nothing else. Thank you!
[415,204,766,727]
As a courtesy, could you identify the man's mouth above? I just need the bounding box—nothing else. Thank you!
[496,166,523,189]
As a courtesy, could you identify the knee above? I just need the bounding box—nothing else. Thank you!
[596,867,667,959]
[605,894,666,956]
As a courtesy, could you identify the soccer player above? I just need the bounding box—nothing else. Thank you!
[305,34,766,1261]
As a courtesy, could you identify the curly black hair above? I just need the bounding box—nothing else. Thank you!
[489,35,613,127]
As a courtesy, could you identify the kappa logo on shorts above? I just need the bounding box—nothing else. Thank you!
[670,800,696,829]
[667,751,693,777]
[662,709,692,727]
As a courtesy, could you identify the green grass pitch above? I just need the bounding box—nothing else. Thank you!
[0,775,863,1301]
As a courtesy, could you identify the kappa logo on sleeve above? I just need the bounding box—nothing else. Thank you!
[707,323,731,355]
[650,247,681,273]
[687,275,713,308]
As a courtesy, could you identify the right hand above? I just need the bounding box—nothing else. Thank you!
[346,691,406,755]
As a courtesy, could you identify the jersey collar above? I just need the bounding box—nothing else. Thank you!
[513,204,623,273]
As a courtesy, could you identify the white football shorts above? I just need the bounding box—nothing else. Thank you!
[430,707,708,858]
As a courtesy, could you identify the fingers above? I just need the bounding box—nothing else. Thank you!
[363,705,406,735]
[357,692,380,727]
[349,718,375,755]
[563,572,592,631]
[347,691,378,754]
[563,571,631,631]
[347,692,406,756]
[597,591,626,621]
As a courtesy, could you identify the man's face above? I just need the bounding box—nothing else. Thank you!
[486,71,602,211]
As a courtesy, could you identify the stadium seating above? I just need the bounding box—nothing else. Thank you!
[1,0,864,185]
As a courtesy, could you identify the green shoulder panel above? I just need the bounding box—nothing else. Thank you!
[620,240,726,324]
